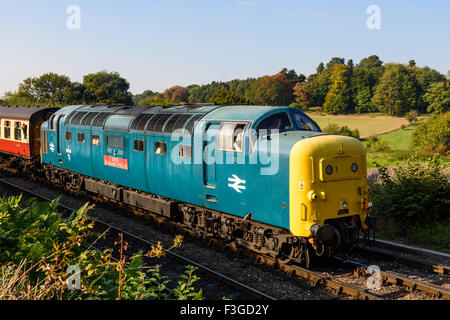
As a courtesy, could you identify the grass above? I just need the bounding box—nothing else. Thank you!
[362,119,450,168]
[307,112,409,138]
[377,218,450,253]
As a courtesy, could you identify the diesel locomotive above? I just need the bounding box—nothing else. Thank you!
[0,104,385,267]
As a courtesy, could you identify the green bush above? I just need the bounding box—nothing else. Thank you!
[323,123,360,138]
[411,112,450,154]
[366,136,392,152]
[370,154,450,236]
[405,110,418,124]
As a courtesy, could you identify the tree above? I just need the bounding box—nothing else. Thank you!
[133,90,156,105]
[347,59,354,70]
[163,86,188,103]
[326,57,345,68]
[279,68,305,86]
[371,63,421,116]
[423,82,450,114]
[410,66,446,112]
[323,64,352,114]
[351,55,384,113]
[305,70,332,107]
[83,71,133,105]
[244,73,293,106]
[5,73,83,106]
[209,88,242,104]
[316,62,324,73]
[408,59,416,67]
[292,82,310,110]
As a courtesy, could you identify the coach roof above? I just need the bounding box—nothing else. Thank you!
[0,106,58,120]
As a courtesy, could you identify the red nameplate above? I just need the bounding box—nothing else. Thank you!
[104,155,128,170]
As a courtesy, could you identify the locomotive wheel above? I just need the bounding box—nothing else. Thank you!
[295,238,312,268]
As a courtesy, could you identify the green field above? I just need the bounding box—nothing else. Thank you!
[307,113,409,138]
[362,119,450,168]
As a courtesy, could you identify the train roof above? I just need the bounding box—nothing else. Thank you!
[55,104,304,133]
[0,106,58,120]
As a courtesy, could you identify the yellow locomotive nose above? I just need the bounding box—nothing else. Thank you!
[289,134,369,238]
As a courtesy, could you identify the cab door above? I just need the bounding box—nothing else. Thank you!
[203,122,220,188]
[202,122,220,205]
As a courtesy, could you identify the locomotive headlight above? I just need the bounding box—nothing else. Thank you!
[325,165,333,175]
[351,163,358,173]
[341,201,348,209]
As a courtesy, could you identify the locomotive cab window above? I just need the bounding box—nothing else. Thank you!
[49,114,59,131]
[14,122,21,141]
[78,132,85,143]
[66,131,72,141]
[218,122,246,153]
[155,142,167,155]
[256,112,293,136]
[92,135,100,146]
[107,136,124,149]
[134,139,144,152]
[292,113,319,132]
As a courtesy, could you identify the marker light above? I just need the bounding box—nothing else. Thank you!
[351,163,358,173]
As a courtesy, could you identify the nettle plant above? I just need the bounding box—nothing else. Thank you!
[0,195,202,300]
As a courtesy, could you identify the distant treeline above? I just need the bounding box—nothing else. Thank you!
[2,55,449,116]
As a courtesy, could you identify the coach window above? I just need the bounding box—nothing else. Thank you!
[218,122,246,153]
[22,123,28,140]
[14,122,22,141]
[292,112,319,132]
[155,142,167,155]
[134,139,144,152]
[4,121,10,139]
[92,135,99,146]
[78,132,85,143]
[66,131,72,141]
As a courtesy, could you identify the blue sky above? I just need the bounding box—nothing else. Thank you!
[0,0,449,95]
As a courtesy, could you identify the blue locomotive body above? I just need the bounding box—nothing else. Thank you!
[41,104,322,230]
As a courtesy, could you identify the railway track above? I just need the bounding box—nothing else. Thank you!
[355,235,450,274]
[334,256,450,299]
[0,177,276,301]
[355,245,450,275]
[1,175,449,300]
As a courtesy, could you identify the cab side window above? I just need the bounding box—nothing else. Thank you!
[292,113,319,132]
[218,122,246,153]
[257,112,293,135]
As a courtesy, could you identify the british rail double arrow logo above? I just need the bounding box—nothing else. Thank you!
[228,174,246,193]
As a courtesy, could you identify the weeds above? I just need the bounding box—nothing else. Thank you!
[0,195,202,300]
